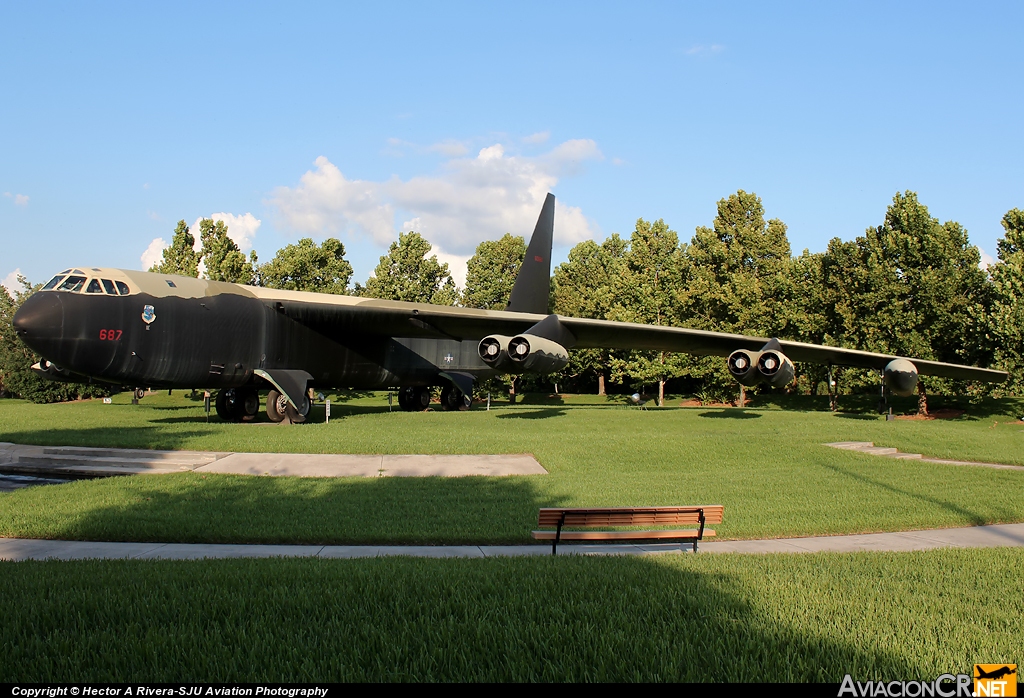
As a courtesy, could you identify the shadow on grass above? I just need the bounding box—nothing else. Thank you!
[698,410,761,419]
[495,408,567,420]
[834,413,880,421]
[0,471,571,546]
[0,553,917,681]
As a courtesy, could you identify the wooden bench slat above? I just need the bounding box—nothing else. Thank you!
[532,529,716,541]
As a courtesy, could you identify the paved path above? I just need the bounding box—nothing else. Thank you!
[3,523,1022,561]
[825,441,1024,471]
[0,443,547,479]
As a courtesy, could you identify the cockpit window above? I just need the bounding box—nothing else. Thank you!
[72,269,85,275]
[101,279,117,295]
[115,281,131,295]
[42,275,65,291]
[165,280,177,288]
[58,276,87,292]
[85,279,103,294]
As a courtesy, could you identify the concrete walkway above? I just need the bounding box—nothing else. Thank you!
[3,523,1023,561]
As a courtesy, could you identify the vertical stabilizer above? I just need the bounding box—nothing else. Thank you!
[507,193,555,314]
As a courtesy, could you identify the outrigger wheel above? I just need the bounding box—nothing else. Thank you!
[440,385,471,411]
[265,389,309,423]
[398,386,432,411]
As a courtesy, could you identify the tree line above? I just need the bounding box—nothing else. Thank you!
[2,190,1022,404]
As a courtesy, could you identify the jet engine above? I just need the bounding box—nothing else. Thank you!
[756,349,795,388]
[884,358,918,397]
[727,348,795,388]
[478,335,515,371]
[506,334,569,373]
[727,350,763,387]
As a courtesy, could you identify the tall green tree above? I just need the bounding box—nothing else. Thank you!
[259,238,353,294]
[821,191,993,413]
[552,234,627,394]
[199,218,257,284]
[462,233,526,309]
[990,208,1024,393]
[680,190,796,401]
[150,220,200,277]
[360,231,458,305]
[607,219,689,406]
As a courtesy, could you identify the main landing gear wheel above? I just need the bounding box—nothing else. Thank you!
[398,386,432,411]
[215,388,260,422]
[265,389,310,423]
[440,385,471,411]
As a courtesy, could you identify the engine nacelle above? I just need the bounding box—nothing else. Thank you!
[884,358,918,397]
[506,334,569,374]
[478,335,516,371]
[728,350,763,387]
[757,350,795,388]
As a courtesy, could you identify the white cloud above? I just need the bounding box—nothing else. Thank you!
[522,131,550,145]
[685,44,725,56]
[141,238,168,270]
[209,212,260,252]
[2,268,24,294]
[430,247,470,290]
[979,247,995,271]
[4,192,29,206]
[183,212,261,253]
[268,138,603,256]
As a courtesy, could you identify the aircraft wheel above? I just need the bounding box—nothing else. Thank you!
[239,388,260,421]
[440,385,471,411]
[398,386,415,411]
[215,389,243,422]
[285,393,310,423]
[413,386,432,411]
[134,388,146,400]
[266,389,288,422]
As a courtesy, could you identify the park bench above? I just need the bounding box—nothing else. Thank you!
[531,505,724,555]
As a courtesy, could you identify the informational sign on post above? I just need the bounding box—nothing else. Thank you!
[326,399,331,423]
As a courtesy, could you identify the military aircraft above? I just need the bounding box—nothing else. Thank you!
[12,194,1007,423]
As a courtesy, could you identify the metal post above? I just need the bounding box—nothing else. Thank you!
[203,391,211,422]
[326,399,330,424]
[486,393,491,411]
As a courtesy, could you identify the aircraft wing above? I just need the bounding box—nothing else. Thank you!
[268,294,1006,383]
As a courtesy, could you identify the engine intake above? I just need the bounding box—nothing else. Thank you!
[727,350,763,387]
[478,335,515,370]
[757,350,795,388]
[884,358,918,397]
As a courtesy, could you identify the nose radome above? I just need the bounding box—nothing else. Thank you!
[12,292,64,349]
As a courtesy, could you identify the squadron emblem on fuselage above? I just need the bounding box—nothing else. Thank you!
[141,305,156,324]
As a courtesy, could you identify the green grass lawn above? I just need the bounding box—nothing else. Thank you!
[2,548,1020,682]
[1,392,1023,544]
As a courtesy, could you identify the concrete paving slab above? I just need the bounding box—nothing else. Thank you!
[773,533,951,553]
[0,538,166,561]
[198,453,385,477]
[701,539,813,554]
[317,546,386,558]
[899,523,1024,548]
[369,545,486,558]
[133,543,324,560]
[381,454,547,477]
[479,545,554,557]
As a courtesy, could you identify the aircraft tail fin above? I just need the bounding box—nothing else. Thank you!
[506,193,555,314]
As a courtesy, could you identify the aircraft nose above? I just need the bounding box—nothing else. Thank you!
[12,292,64,352]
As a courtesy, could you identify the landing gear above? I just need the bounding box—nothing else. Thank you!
[440,385,471,411]
[215,387,260,422]
[398,386,432,411]
[265,389,309,423]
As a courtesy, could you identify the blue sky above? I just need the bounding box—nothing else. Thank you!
[2,2,1022,291]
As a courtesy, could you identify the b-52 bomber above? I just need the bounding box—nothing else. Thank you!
[12,194,1007,423]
